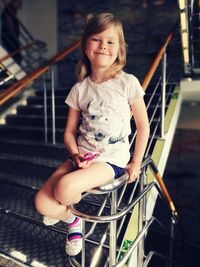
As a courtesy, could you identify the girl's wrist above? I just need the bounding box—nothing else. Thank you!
[72,152,80,158]
[131,159,141,165]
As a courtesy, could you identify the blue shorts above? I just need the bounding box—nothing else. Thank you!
[106,162,124,179]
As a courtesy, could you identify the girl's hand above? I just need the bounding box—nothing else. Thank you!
[125,161,141,183]
[72,153,92,169]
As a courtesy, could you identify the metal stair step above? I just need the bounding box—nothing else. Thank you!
[0,140,68,168]
[0,182,41,220]
[0,158,55,188]
[6,114,66,129]
[0,125,64,143]
[17,105,68,117]
[0,210,109,267]
[27,96,66,106]
[0,181,111,241]
[0,212,71,267]
[35,89,70,97]
[0,182,112,266]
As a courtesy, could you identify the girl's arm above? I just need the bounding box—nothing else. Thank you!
[64,107,80,156]
[64,107,91,168]
[126,97,150,183]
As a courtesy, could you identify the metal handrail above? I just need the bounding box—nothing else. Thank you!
[70,182,155,223]
[70,157,178,222]
[69,155,179,267]
[69,218,156,267]
[89,172,129,194]
[90,155,151,192]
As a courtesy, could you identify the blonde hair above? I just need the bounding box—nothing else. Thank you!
[76,13,127,82]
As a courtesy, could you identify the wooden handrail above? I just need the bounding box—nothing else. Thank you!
[0,25,176,105]
[0,39,81,105]
[0,41,37,64]
[142,33,173,91]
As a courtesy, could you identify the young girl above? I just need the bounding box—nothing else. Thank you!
[34,13,150,256]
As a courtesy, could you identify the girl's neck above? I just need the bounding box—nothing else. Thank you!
[90,70,113,84]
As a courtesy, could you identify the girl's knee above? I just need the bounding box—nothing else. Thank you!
[54,179,78,206]
[34,190,55,216]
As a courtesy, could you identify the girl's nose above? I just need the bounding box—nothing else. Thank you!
[99,42,106,50]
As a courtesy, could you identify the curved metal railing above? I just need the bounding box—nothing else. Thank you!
[69,156,178,267]
[70,157,178,222]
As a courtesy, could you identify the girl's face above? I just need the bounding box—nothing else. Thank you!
[85,25,119,71]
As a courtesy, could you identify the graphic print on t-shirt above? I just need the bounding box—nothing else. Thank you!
[79,96,126,152]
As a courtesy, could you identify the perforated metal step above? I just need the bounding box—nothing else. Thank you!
[0,159,55,188]
[17,105,68,117]
[0,182,112,266]
[0,125,64,143]
[0,140,67,168]
[0,213,71,267]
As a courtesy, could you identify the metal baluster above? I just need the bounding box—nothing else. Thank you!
[137,170,147,266]
[82,220,86,267]
[51,66,56,144]
[43,74,48,143]
[168,217,176,267]
[109,190,117,266]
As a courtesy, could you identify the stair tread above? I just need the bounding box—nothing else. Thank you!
[0,212,70,267]
[0,183,110,266]
[0,140,68,168]
[0,158,55,188]
[0,124,64,131]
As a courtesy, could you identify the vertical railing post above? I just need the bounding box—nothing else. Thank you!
[109,190,117,266]
[168,216,176,267]
[161,51,167,139]
[137,170,147,267]
[81,220,86,267]
[43,73,48,144]
[50,65,56,145]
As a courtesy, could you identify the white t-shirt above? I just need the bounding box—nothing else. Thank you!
[65,71,144,167]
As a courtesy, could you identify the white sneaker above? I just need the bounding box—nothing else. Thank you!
[43,216,59,226]
[65,238,82,256]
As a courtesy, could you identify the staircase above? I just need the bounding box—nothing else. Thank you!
[0,63,182,267]
[0,2,186,266]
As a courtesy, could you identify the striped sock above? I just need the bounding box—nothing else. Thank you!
[67,217,82,241]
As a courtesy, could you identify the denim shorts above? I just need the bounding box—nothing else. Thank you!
[106,162,124,179]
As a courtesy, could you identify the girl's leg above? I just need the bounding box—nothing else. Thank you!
[54,162,114,256]
[35,161,114,256]
[34,159,76,221]
[54,162,115,206]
